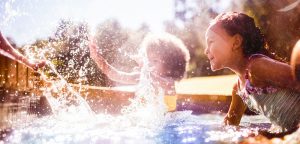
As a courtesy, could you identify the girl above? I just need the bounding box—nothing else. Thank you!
[0,31,45,70]
[205,12,300,132]
[89,32,190,96]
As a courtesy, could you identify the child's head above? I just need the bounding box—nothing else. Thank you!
[139,33,190,81]
[205,12,266,71]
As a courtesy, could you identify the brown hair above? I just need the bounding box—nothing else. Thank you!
[140,33,190,81]
[211,12,269,57]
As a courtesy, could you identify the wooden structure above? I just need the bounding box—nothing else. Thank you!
[0,55,39,100]
[0,54,236,114]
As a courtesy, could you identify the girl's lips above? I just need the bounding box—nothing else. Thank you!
[208,57,215,66]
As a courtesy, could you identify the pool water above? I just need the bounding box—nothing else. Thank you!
[159,113,270,144]
[0,61,271,144]
[1,108,270,144]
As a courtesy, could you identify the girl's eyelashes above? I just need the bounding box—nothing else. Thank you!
[149,59,159,64]
[207,38,213,44]
[153,59,159,63]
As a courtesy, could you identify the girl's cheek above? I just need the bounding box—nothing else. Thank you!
[210,46,218,56]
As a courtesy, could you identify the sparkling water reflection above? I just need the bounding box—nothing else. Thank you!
[2,109,270,144]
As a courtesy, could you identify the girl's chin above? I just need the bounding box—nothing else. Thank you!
[210,64,223,71]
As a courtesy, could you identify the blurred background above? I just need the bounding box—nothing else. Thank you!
[0,0,299,87]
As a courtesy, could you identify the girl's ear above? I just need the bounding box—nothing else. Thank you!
[232,34,243,51]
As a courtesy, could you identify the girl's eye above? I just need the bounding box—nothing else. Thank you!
[150,59,159,64]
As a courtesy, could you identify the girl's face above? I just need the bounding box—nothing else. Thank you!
[147,50,168,77]
[205,24,236,71]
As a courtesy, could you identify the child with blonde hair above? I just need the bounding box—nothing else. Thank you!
[89,32,190,95]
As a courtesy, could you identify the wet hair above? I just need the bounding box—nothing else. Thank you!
[211,12,268,57]
[139,33,190,81]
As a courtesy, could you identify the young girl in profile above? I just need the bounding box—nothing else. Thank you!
[205,12,300,133]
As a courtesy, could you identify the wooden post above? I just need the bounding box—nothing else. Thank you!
[0,54,35,92]
[3,57,8,89]
[5,59,17,88]
[0,55,4,87]
[27,68,34,91]
[17,63,29,91]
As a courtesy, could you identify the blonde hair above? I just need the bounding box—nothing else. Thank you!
[139,32,190,81]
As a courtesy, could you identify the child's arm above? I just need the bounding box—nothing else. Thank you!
[248,56,300,92]
[0,31,45,70]
[89,41,139,85]
[224,83,247,126]
[0,31,28,61]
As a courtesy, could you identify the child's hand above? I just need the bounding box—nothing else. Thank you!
[89,39,105,61]
[89,39,99,58]
[130,55,143,67]
[28,59,46,71]
[223,113,240,126]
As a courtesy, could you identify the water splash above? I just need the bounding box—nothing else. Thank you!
[38,61,93,115]
[0,31,274,144]
[18,42,94,115]
[120,58,167,130]
[0,0,23,27]
[3,40,171,143]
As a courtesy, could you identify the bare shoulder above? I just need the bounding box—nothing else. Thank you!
[247,55,292,87]
[248,56,274,74]
[248,56,289,75]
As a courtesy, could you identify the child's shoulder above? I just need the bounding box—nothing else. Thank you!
[247,54,278,86]
[247,54,274,74]
[246,53,293,88]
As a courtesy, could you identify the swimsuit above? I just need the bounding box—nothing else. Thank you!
[237,54,300,131]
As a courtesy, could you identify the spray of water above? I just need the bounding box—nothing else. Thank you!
[120,57,168,130]
[3,35,171,143]
[0,1,275,142]
[38,61,94,115]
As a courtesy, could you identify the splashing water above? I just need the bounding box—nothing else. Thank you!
[120,58,168,130]
[3,45,171,143]
[0,42,273,144]
[0,0,290,143]
[38,61,94,115]
[0,16,270,143]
